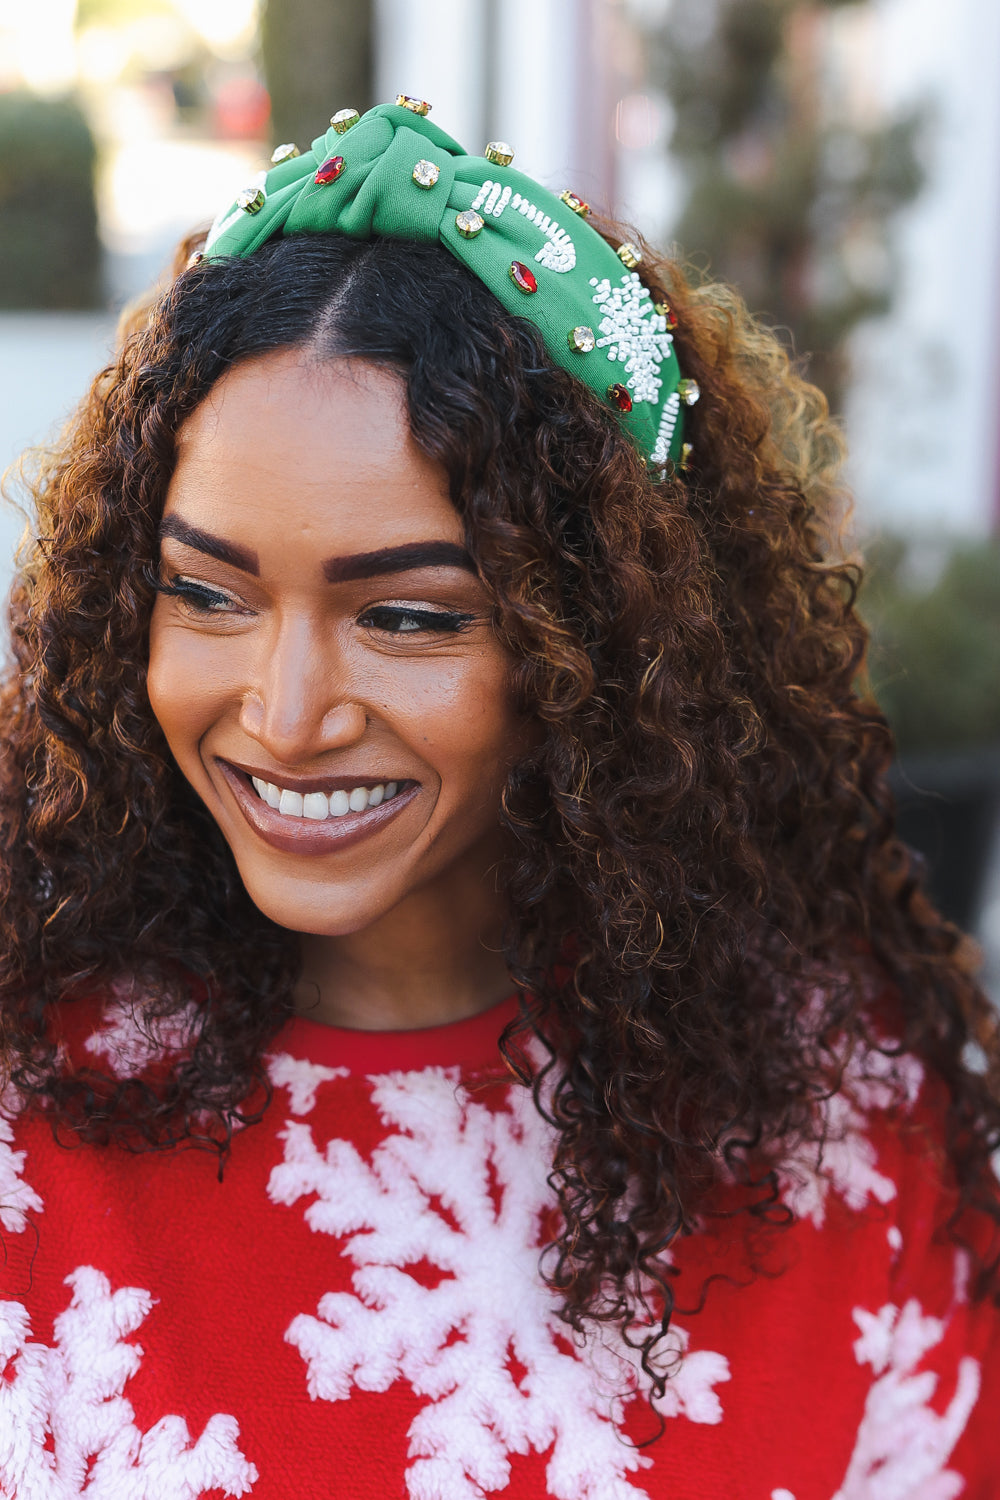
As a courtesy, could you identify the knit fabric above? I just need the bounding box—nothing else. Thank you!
[1,992,998,1499]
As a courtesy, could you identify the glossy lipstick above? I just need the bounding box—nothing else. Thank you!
[218,760,419,856]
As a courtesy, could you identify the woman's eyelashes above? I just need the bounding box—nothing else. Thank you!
[155,575,476,636]
[359,604,476,635]
[155,575,238,613]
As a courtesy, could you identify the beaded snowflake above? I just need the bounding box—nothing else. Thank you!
[590,272,675,404]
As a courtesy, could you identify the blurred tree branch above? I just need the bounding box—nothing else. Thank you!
[650,0,925,409]
[260,0,373,152]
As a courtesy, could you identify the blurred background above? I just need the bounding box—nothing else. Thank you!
[0,0,997,993]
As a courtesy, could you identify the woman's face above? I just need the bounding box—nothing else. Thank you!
[148,350,527,939]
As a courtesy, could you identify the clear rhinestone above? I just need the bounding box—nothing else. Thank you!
[237,186,265,214]
[330,108,360,134]
[396,94,431,116]
[484,140,514,166]
[617,241,642,268]
[412,159,440,189]
[455,209,485,238]
[568,325,596,353]
[270,142,300,164]
[677,378,700,406]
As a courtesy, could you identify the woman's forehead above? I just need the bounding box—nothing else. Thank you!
[166,351,462,558]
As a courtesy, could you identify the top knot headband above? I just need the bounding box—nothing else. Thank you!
[204,98,699,469]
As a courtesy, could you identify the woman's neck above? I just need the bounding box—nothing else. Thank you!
[293,860,512,1031]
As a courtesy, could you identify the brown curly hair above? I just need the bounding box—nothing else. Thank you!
[2,219,999,1395]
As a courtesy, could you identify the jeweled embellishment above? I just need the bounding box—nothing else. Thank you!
[237,186,265,214]
[186,251,204,268]
[455,209,485,238]
[568,325,596,353]
[509,261,538,293]
[679,442,694,470]
[608,383,633,412]
[617,241,642,268]
[484,140,514,166]
[677,378,701,405]
[412,159,440,188]
[655,299,679,328]
[559,189,590,217]
[271,142,300,165]
[396,94,431,116]
[330,108,361,133]
[314,154,345,185]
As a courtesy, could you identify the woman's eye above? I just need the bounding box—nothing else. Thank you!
[361,605,474,635]
[155,575,236,614]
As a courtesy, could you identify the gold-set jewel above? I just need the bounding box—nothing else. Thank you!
[567,325,596,353]
[455,209,485,238]
[396,94,431,116]
[270,142,300,164]
[679,443,694,470]
[412,159,440,188]
[186,251,204,268]
[677,378,701,406]
[617,241,642,268]
[559,189,590,217]
[330,108,361,134]
[237,186,265,214]
[484,140,514,166]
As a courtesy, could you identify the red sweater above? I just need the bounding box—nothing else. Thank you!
[1,994,998,1499]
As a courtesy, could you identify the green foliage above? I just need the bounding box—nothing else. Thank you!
[259,0,373,153]
[861,535,1000,755]
[650,0,924,409]
[0,91,102,310]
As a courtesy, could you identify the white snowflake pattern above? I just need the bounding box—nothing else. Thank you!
[777,1049,924,1228]
[0,1086,42,1235]
[266,1053,348,1117]
[832,1296,981,1499]
[589,273,675,404]
[84,990,200,1079]
[0,1265,258,1499]
[267,1064,729,1500]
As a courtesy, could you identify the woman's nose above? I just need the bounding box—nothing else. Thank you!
[237,617,367,763]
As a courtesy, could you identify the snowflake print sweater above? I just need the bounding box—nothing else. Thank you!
[1,992,998,1500]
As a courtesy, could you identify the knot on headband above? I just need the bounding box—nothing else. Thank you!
[205,100,697,468]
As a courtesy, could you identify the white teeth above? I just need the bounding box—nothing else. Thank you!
[250,776,402,820]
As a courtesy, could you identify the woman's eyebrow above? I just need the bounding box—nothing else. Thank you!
[159,516,259,575]
[322,541,475,583]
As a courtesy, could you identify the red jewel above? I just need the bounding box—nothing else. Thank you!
[509,260,538,294]
[314,154,345,185]
[667,308,678,328]
[607,383,633,412]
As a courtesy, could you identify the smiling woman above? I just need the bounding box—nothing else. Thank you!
[0,102,999,1500]
[148,353,523,1025]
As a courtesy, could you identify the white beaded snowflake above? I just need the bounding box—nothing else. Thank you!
[589,273,675,404]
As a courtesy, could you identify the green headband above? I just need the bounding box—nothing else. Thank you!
[204,98,698,468]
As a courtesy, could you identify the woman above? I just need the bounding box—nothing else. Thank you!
[0,99,997,1499]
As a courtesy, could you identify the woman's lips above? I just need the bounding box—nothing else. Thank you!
[218,760,418,856]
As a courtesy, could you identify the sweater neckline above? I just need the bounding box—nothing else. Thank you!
[274,992,522,1074]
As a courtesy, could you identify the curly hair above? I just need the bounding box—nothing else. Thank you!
[2,222,999,1393]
